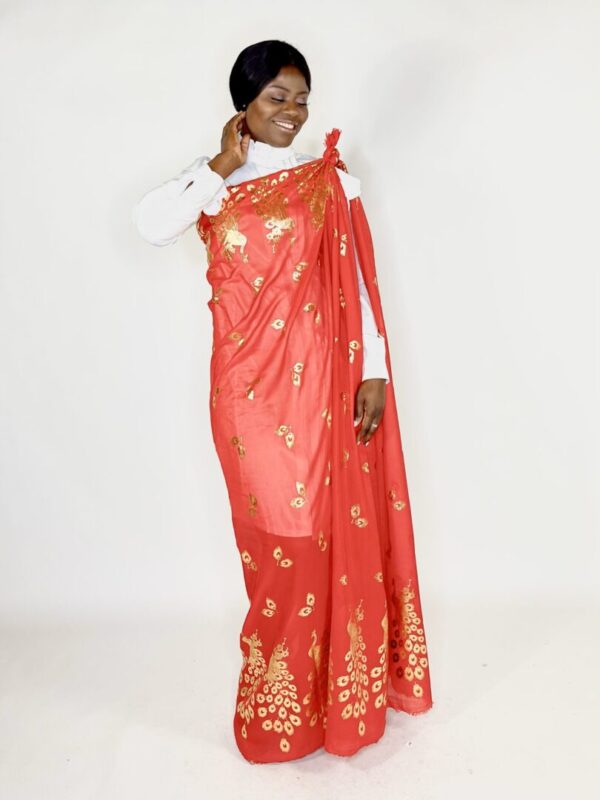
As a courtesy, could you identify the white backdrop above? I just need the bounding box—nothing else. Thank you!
[0,0,597,623]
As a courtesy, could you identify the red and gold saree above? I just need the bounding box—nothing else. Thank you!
[197,128,433,763]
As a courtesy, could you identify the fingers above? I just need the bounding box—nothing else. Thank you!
[356,411,382,445]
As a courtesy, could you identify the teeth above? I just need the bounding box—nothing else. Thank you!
[274,120,295,130]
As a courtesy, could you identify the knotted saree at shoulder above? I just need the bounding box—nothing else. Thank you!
[197,128,433,763]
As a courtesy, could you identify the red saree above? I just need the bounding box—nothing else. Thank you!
[197,128,433,763]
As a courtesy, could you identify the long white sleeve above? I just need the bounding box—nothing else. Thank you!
[351,219,390,384]
[132,156,225,246]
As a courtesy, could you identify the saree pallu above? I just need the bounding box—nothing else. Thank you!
[197,128,433,763]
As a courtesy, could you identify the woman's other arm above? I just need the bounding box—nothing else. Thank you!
[132,156,226,246]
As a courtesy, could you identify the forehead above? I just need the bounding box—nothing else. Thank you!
[264,67,309,92]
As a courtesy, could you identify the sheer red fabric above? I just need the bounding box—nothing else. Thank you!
[197,128,433,763]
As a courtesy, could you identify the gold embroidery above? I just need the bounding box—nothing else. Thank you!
[317,530,328,551]
[237,632,303,753]
[302,628,330,727]
[251,276,264,293]
[261,597,277,617]
[350,504,368,528]
[291,361,304,387]
[292,161,333,229]
[339,574,348,585]
[247,172,295,253]
[270,318,285,331]
[388,487,407,511]
[275,424,295,449]
[240,549,257,571]
[349,340,361,363]
[361,461,370,473]
[340,232,348,256]
[390,584,429,699]
[289,480,307,508]
[339,286,346,308]
[369,607,389,709]
[229,330,245,347]
[272,545,293,568]
[245,377,261,400]
[292,261,308,282]
[334,600,369,736]
[297,592,316,617]
[211,386,221,408]
[248,493,258,517]
[215,210,248,260]
[231,435,246,458]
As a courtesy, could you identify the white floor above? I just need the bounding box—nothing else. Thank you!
[1,600,598,800]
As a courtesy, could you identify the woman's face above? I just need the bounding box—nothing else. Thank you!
[243,65,310,146]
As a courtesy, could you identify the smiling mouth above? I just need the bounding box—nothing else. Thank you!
[272,119,298,131]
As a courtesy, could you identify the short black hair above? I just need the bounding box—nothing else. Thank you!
[229,40,311,111]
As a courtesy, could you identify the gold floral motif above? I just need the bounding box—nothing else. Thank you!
[248,173,295,253]
[272,545,293,568]
[388,487,407,511]
[261,596,277,617]
[321,406,332,429]
[270,318,286,331]
[251,276,264,293]
[297,592,316,617]
[275,424,295,449]
[289,480,307,508]
[342,447,350,465]
[361,461,370,473]
[240,549,257,571]
[317,530,328,551]
[237,631,303,754]
[369,606,389,709]
[248,493,258,517]
[334,600,370,737]
[291,361,304,387]
[292,162,333,229]
[292,261,308,282]
[211,386,221,408]
[231,435,246,458]
[349,340,361,363]
[339,286,346,309]
[211,286,223,304]
[374,571,383,582]
[339,574,348,585]
[229,330,245,347]
[350,504,368,528]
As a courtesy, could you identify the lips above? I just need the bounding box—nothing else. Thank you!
[272,119,297,131]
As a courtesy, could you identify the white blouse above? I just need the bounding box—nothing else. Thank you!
[132,137,390,383]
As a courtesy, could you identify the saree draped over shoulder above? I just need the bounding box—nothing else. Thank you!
[197,128,433,763]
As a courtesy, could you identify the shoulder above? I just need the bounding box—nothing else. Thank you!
[295,152,361,200]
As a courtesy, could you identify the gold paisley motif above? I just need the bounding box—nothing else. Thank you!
[297,592,316,617]
[289,480,307,509]
[350,504,368,528]
[275,424,295,449]
[272,545,293,568]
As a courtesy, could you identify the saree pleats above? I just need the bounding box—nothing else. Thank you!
[197,128,433,763]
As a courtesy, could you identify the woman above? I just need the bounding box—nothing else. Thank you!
[133,39,433,764]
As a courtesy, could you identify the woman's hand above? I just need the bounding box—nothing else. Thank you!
[354,378,387,445]
[208,111,251,178]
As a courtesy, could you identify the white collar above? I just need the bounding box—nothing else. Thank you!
[246,137,295,165]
